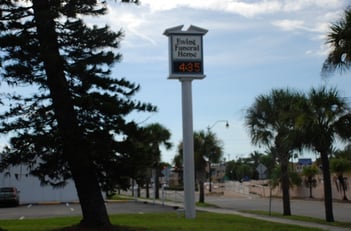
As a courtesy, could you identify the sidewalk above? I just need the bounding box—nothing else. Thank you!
[137,198,351,231]
[197,206,351,231]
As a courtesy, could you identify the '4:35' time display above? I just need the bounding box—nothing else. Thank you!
[173,61,202,74]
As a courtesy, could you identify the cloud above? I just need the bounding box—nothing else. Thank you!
[225,0,282,17]
[271,19,306,31]
[141,0,345,17]
[282,0,344,12]
[104,7,157,47]
[143,0,282,17]
[271,19,328,34]
[100,0,348,64]
[104,0,347,46]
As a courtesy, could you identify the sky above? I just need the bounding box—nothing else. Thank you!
[2,0,351,164]
[95,0,351,164]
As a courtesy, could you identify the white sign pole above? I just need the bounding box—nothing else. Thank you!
[163,25,208,219]
[181,78,196,219]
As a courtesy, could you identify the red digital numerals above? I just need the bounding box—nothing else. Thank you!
[173,61,202,74]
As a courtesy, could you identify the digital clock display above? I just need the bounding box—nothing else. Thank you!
[172,61,203,74]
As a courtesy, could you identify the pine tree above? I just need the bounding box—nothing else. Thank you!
[0,0,153,228]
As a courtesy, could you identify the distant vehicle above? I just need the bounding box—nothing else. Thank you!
[0,187,20,206]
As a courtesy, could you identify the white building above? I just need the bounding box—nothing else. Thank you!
[0,165,79,204]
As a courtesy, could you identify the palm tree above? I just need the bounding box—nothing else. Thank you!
[322,6,351,76]
[193,131,209,203]
[173,145,184,186]
[334,144,351,160]
[270,166,302,192]
[174,130,223,203]
[246,88,306,216]
[143,123,172,199]
[248,151,264,179]
[300,87,351,222]
[203,130,223,190]
[261,147,278,179]
[330,158,351,200]
[302,165,319,198]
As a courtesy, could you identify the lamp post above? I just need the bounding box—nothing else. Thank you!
[208,151,213,193]
[207,120,229,132]
[206,120,229,192]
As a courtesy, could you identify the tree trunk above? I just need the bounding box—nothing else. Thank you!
[309,177,313,198]
[197,170,206,203]
[32,0,110,227]
[338,175,348,201]
[280,159,291,216]
[137,187,141,198]
[199,180,205,203]
[309,182,313,198]
[146,181,150,198]
[320,152,334,222]
[131,180,136,197]
[154,168,160,199]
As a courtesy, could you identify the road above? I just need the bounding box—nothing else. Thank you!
[0,190,350,223]
[0,201,174,220]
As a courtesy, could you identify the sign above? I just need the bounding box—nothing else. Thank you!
[163,25,208,219]
[164,25,207,79]
[256,163,267,180]
[171,35,203,75]
[161,166,171,183]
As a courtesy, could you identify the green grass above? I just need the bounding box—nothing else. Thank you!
[108,194,134,201]
[0,212,325,231]
[242,210,351,229]
[195,202,220,208]
[0,217,81,231]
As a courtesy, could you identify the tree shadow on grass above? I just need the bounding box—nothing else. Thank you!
[52,225,146,231]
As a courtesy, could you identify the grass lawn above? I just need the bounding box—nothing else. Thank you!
[243,210,351,229]
[0,212,325,231]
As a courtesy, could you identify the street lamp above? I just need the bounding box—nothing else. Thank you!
[206,120,229,192]
[207,120,229,132]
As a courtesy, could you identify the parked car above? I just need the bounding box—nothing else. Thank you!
[0,187,20,206]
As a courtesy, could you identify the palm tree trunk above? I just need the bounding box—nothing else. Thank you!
[321,152,334,222]
[197,170,206,203]
[199,173,205,203]
[309,177,313,198]
[32,0,110,227]
[280,160,291,216]
[137,187,141,198]
[338,175,348,201]
[309,182,313,198]
[131,180,136,197]
[154,168,160,199]
[146,181,150,198]
[199,180,205,203]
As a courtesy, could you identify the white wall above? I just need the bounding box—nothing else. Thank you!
[0,165,79,204]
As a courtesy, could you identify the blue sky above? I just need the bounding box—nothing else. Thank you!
[97,0,351,163]
[2,0,351,164]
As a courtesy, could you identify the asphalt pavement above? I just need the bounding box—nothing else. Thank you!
[0,201,175,220]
